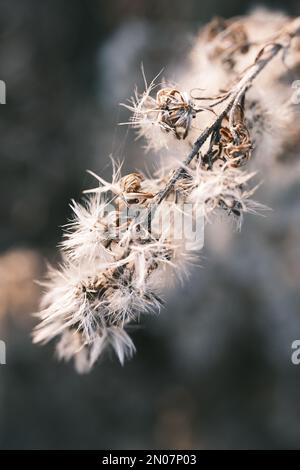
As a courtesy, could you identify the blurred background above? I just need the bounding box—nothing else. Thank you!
[1,0,300,449]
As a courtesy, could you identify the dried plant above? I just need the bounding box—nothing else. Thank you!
[33,11,300,372]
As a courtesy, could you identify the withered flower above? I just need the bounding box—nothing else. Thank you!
[122,82,198,150]
[155,88,197,139]
[219,105,252,167]
[203,104,252,169]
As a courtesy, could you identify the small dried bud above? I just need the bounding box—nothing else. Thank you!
[222,106,252,167]
[118,173,154,206]
[204,105,252,169]
[120,173,144,193]
[219,128,252,168]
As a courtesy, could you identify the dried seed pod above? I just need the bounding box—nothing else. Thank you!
[204,105,252,169]
[221,106,252,167]
[120,172,144,193]
[119,173,155,206]
[156,87,196,139]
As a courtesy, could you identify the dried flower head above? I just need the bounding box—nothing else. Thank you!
[155,87,197,139]
[122,78,202,151]
[203,104,252,169]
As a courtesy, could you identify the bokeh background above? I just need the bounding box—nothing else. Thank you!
[1,0,300,449]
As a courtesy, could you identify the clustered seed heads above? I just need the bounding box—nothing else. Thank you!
[33,11,300,372]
